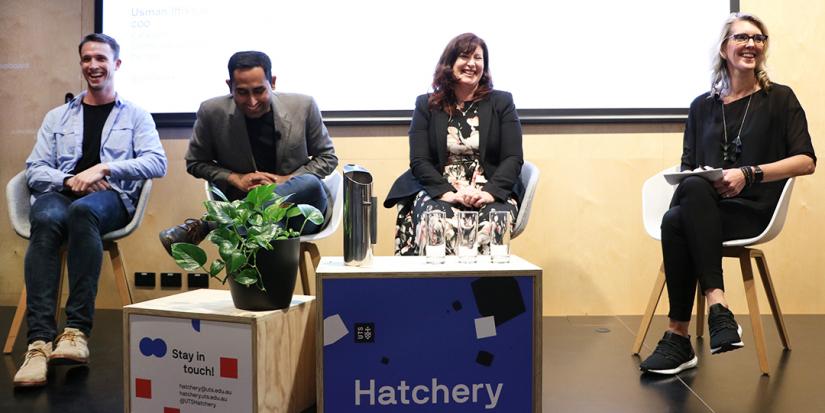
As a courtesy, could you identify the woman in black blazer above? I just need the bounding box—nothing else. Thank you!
[385,33,524,255]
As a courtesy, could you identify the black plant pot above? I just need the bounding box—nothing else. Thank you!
[227,237,300,311]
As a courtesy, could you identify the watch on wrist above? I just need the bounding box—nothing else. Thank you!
[753,165,764,184]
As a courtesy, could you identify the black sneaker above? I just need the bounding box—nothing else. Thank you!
[640,332,698,375]
[708,303,744,354]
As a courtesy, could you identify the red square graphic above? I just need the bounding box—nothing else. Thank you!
[135,378,152,399]
[164,408,180,413]
[220,357,238,379]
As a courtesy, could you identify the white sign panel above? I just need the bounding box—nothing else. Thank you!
[129,314,253,413]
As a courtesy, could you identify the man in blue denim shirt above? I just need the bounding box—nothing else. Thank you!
[14,33,167,387]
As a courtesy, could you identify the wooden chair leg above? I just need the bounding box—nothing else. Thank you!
[752,250,790,350]
[308,242,321,269]
[3,288,28,354]
[299,243,311,296]
[632,263,666,354]
[298,242,321,296]
[107,241,133,306]
[695,286,706,338]
[739,250,770,375]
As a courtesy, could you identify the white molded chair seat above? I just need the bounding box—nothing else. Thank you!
[512,160,540,239]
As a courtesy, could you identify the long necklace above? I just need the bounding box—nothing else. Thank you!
[458,100,477,117]
[721,94,752,163]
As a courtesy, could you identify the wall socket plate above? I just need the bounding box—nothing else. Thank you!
[134,272,156,288]
[160,272,182,288]
[187,273,209,289]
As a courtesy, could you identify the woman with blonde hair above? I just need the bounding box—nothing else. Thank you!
[640,13,816,375]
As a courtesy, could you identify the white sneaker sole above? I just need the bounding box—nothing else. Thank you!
[711,324,744,354]
[49,354,88,365]
[13,378,47,387]
[643,355,698,375]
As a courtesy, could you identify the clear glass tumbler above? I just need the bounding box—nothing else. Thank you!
[457,211,479,264]
[423,210,446,264]
[489,210,512,263]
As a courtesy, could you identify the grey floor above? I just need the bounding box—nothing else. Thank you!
[2,308,824,412]
[545,315,825,413]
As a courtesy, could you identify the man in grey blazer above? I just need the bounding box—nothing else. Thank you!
[160,51,337,252]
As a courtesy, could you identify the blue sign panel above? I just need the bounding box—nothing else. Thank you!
[322,276,534,412]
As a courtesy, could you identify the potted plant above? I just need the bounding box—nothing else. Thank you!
[171,183,323,311]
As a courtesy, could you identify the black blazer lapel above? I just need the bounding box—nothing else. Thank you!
[477,98,493,163]
[432,109,449,168]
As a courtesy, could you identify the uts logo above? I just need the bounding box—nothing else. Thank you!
[139,337,167,358]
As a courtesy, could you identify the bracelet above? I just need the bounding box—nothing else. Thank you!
[739,166,752,187]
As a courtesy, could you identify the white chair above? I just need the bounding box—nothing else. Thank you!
[4,170,152,353]
[512,160,540,239]
[631,165,794,375]
[205,171,343,296]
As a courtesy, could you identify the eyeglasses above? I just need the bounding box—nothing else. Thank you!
[728,33,768,45]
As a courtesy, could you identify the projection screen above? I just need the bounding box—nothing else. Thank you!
[98,0,737,125]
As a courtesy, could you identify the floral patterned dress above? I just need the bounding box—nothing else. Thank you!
[394,101,519,255]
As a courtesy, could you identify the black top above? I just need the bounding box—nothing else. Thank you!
[244,113,280,174]
[73,101,115,174]
[681,83,816,214]
[384,90,524,208]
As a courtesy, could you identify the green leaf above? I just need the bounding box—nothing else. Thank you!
[171,243,207,271]
[278,192,295,204]
[246,184,276,209]
[226,251,247,274]
[286,206,303,218]
[204,200,234,224]
[264,203,288,222]
[248,213,264,227]
[209,228,238,249]
[298,204,324,225]
[218,242,236,265]
[209,259,226,277]
[233,268,259,286]
[256,223,279,240]
[237,209,252,226]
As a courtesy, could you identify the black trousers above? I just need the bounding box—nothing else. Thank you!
[661,177,770,322]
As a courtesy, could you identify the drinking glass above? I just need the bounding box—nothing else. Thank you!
[423,210,446,264]
[489,210,511,263]
[457,211,479,264]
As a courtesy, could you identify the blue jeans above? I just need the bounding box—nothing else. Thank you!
[25,190,129,343]
[273,174,328,235]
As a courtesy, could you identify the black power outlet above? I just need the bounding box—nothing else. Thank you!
[187,273,209,289]
[160,272,182,288]
[134,272,156,288]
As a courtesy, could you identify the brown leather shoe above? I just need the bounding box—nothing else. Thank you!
[159,218,212,255]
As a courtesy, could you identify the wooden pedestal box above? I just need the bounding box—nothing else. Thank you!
[123,289,315,413]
